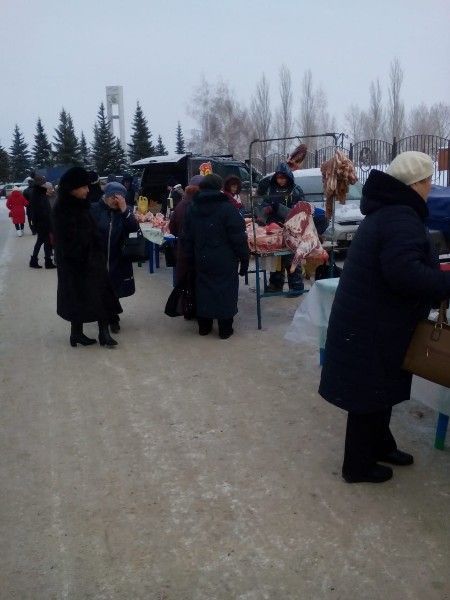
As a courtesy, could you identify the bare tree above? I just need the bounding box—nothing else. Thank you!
[364,79,384,139]
[429,102,450,139]
[187,78,251,159]
[345,104,365,142]
[387,58,405,140]
[250,74,272,172]
[408,102,450,138]
[299,69,316,137]
[274,64,294,156]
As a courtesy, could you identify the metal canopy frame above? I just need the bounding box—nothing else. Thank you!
[248,132,346,329]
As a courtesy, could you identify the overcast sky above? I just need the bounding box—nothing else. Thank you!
[1,0,449,153]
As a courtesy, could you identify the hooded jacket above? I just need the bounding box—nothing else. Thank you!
[319,169,450,413]
[6,190,28,224]
[182,189,249,319]
[256,162,305,225]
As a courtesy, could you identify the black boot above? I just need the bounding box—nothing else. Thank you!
[70,322,97,347]
[45,257,56,269]
[109,315,120,333]
[218,318,234,339]
[29,255,42,269]
[98,321,118,347]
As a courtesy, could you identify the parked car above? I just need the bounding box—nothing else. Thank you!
[4,181,29,197]
[293,168,364,250]
[426,184,450,255]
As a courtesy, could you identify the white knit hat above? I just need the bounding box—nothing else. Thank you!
[386,151,434,186]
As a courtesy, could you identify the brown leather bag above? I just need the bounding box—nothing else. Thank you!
[402,302,450,388]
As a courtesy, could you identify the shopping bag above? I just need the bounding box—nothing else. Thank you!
[122,230,147,263]
[402,302,450,388]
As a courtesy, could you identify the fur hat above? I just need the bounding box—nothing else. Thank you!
[34,174,46,187]
[224,175,242,193]
[88,170,100,184]
[104,182,127,198]
[199,174,223,191]
[59,167,90,191]
[386,151,434,186]
[189,175,204,186]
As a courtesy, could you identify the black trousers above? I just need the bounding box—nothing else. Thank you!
[15,223,25,230]
[269,255,303,290]
[342,408,397,477]
[32,231,52,259]
[197,317,233,336]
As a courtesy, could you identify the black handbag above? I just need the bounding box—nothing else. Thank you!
[122,229,147,263]
[164,285,184,317]
[164,273,196,319]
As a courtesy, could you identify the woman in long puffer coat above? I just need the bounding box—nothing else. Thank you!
[319,152,450,484]
[52,167,122,348]
[182,174,250,339]
[90,182,140,333]
[6,188,28,236]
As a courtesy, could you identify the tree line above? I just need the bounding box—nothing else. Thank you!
[187,58,450,169]
[0,102,186,181]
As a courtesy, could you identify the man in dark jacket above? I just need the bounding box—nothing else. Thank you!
[90,182,140,332]
[183,174,249,339]
[319,151,450,484]
[257,162,305,296]
[29,174,55,269]
[22,177,36,234]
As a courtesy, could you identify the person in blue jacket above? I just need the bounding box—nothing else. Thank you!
[319,151,450,484]
[90,182,140,334]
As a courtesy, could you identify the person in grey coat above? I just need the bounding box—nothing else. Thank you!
[319,152,450,484]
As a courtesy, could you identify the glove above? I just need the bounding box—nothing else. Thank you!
[270,199,280,215]
[239,259,249,277]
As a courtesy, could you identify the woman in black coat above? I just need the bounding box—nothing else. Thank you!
[183,174,250,339]
[52,167,122,348]
[90,182,140,332]
[319,152,450,484]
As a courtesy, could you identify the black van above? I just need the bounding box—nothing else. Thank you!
[131,153,261,209]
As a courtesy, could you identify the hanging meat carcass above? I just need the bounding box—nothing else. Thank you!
[283,201,328,272]
[320,150,358,218]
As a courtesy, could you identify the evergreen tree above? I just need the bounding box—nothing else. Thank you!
[53,108,80,165]
[0,145,10,181]
[32,118,53,169]
[175,121,185,154]
[91,102,116,174]
[155,135,168,156]
[128,101,154,162]
[9,125,31,180]
[79,131,91,168]
[110,138,128,173]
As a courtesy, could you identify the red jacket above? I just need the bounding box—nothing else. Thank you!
[6,190,29,224]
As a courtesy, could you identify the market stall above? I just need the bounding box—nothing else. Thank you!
[247,133,353,329]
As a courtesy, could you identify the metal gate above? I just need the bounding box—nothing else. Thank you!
[396,135,450,186]
[350,139,394,184]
